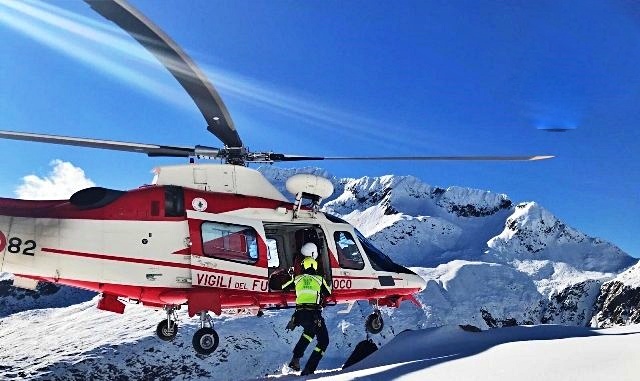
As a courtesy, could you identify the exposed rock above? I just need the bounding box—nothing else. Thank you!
[590,262,640,328]
[591,281,640,327]
[541,280,602,326]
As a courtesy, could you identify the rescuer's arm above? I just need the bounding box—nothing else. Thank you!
[321,278,332,297]
[281,271,295,291]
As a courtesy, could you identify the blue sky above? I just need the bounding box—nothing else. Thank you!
[0,0,638,257]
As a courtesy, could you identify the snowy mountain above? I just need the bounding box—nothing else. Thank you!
[0,167,637,380]
[266,169,636,330]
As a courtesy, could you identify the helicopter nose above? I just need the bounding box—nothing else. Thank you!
[409,273,427,292]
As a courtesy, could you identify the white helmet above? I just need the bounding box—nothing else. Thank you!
[300,242,318,259]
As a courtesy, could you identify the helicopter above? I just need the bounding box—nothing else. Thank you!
[0,0,553,355]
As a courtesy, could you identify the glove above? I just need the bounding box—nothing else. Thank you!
[286,315,297,331]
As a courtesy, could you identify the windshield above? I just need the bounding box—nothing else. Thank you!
[353,229,415,275]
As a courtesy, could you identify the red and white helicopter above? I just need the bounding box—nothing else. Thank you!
[0,0,553,355]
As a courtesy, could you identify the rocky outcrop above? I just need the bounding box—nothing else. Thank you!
[541,280,602,326]
[591,282,640,327]
[590,262,640,328]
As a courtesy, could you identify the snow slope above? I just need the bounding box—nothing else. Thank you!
[311,324,640,381]
[0,295,401,380]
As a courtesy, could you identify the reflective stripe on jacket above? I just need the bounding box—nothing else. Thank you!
[283,274,332,305]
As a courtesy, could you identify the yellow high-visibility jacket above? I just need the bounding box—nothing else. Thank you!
[283,274,332,305]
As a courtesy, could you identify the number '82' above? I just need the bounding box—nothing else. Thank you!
[5,237,37,256]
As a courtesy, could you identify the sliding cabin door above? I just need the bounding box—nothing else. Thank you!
[187,212,269,295]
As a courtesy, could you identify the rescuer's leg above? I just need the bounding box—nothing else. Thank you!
[290,311,315,371]
[291,330,315,369]
[301,315,329,375]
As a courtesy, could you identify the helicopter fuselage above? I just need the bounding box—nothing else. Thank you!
[0,164,425,318]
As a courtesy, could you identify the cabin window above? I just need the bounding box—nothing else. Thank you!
[266,238,280,268]
[201,222,258,264]
[333,231,365,270]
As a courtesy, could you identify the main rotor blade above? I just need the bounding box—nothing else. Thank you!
[268,154,554,162]
[0,130,202,157]
[84,0,242,148]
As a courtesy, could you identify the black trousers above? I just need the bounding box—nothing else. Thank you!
[292,309,329,373]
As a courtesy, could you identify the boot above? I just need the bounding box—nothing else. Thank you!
[301,350,323,376]
[288,356,301,371]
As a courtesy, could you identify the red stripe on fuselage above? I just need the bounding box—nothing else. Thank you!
[332,275,404,281]
[15,273,421,309]
[41,247,269,279]
[0,186,292,221]
[0,187,182,221]
[42,247,192,269]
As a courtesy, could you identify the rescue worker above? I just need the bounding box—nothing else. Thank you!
[293,241,318,273]
[282,248,332,376]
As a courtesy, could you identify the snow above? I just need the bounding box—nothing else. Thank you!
[614,261,640,288]
[487,202,634,274]
[1,168,638,379]
[512,259,616,296]
[3,293,639,380]
[0,297,304,380]
[341,204,403,237]
[311,324,640,381]
[406,261,543,329]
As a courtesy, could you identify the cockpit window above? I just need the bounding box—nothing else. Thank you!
[354,229,415,274]
[333,231,365,270]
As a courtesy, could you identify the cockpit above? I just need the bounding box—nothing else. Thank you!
[324,213,416,275]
